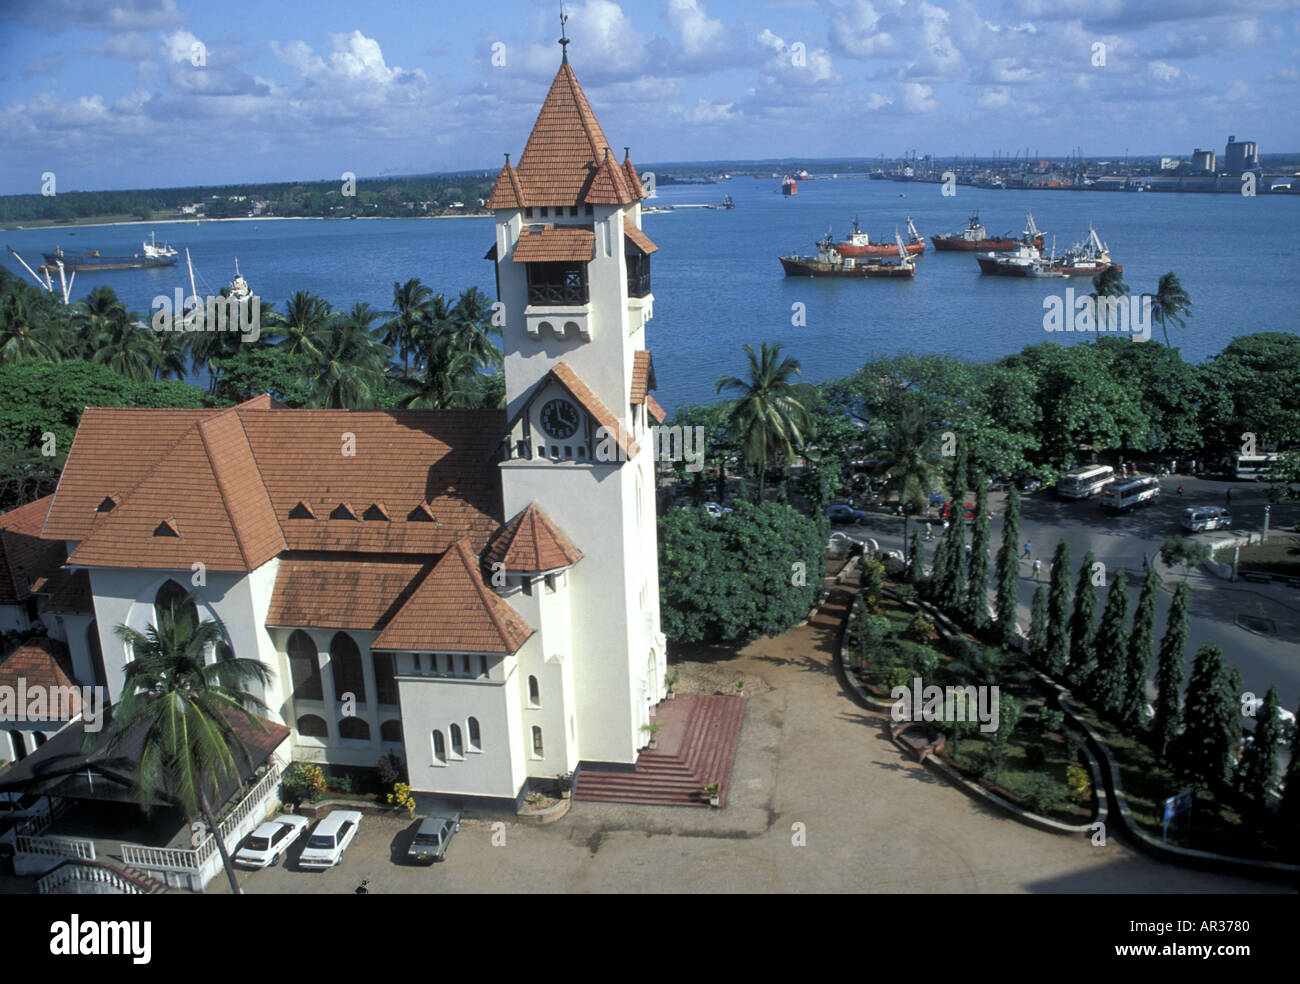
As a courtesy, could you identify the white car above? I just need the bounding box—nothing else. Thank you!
[234,815,309,868]
[298,810,362,870]
[1242,697,1297,744]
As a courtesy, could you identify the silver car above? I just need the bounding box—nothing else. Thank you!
[407,813,460,864]
[1182,506,1231,532]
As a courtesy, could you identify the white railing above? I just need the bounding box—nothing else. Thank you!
[16,796,71,838]
[120,843,206,873]
[38,862,157,895]
[16,834,96,860]
[218,763,280,844]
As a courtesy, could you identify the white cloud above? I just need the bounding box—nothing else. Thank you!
[1147,60,1181,83]
[666,0,728,57]
[677,97,737,123]
[900,81,936,112]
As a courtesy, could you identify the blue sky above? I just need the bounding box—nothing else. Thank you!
[1,0,1297,194]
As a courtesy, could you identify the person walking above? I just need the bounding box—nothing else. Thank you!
[1032,558,1042,580]
[925,521,933,541]
[1022,540,1032,560]
[1177,485,1185,496]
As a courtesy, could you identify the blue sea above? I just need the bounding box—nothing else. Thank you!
[4,177,1297,414]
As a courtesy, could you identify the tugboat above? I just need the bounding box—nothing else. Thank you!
[780,231,916,278]
[40,231,179,272]
[975,213,1048,276]
[782,174,798,196]
[835,216,926,257]
[931,210,1045,251]
[1049,225,1122,276]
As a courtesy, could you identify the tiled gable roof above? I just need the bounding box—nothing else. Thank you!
[486,157,527,210]
[0,495,64,604]
[512,224,596,263]
[630,350,656,405]
[0,638,82,718]
[508,363,635,460]
[623,223,658,255]
[267,555,432,631]
[504,60,639,208]
[482,503,582,573]
[621,149,646,200]
[32,566,93,615]
[372,538,533,654]
[645,394,668,424]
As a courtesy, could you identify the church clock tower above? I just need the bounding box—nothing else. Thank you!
[484,31,666,767]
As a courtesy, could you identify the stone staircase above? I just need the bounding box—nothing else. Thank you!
[573,695,746,808]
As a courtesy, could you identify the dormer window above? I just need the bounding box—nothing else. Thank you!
[152,519,180,538]
[95,495,119,514]
[407,503,436,522]
[329,503,357,520]
[363,503,390,521]
[288,501,315,519]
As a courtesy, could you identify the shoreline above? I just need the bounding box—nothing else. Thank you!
[0,213,493,234]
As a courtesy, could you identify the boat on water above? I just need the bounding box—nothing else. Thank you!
[931,210,1045,251]
[780,231,916,278]
[41,231,179,272]
[834,216,925,258]
[703,196,735,210]
[979,223,1122,278]
[782,175,798,196]
[1048,224,1122,277]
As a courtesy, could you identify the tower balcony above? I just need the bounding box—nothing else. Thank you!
[525,303,591,340]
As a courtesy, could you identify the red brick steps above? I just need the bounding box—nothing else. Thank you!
[574,695,746,808]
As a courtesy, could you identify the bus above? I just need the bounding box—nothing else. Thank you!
[1056,464,1115,500]
[1100,476,1161,512]
[1230,453,1278,481]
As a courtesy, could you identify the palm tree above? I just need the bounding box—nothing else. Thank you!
[715,342,813,500]
[871,393,943,563]
[383,279,438,376]
[1150,272,1192,347]
[78,288,160,382]
[446,287,503,372]
[396,337,481,409]
[99,594,272,895]
[0,286,70,362]
[265,290,332,361]
[1090,266,1130,337]
[309,302,392,408]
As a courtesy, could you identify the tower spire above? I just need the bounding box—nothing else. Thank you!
[559,4,570,64]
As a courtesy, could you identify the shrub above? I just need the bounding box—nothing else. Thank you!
[1063,729,1084,762]
[282,763,326,804]
[906,612,935,642]
[1066,763,1092,802]
[894,584,918,605]
[386,781,415,810]
[1038,708,1065,736]
[859,558,887,612]
[1020,772,1067,815]
[1025,744,1047,768]
[377,751,405,786]
[328,774,354,794]
[853,613,891,668]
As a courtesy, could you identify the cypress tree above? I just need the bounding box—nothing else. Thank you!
[1028,583,1049,663]
[995,486,1021,649]
[935,524,965,614]
[951,439,969,501]
[965,477,990,630]
[1172,643,1237,792]
[1122,565,1161,730]
[1067,551,1099,690]
[1152,581,1190,761]
[1045,541,1072,676]
[1238,684,1283,811]
[929,520,955,602]
[1090,568,1130,717]
[906,530,926,584]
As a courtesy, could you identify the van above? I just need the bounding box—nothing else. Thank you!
[1100,476,1161,512]
[1182,506,1232,532]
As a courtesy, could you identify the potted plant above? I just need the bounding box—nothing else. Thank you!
[387,781,416,818]
[641,720,662,749]
[704,781,720,808]
[664,670,680,699]
[556,774,572,800]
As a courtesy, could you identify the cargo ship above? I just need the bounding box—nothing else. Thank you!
[780,232,916,278]
[782,175,798,196]
[978,223,1122,278]
[931,211,1045,251]
[41,232,178,272]
[835,216,926,257]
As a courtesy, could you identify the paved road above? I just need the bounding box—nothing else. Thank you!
[214,595,1289,895]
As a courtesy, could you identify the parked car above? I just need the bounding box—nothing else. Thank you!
[828,504,868,525]
[1181,506,1232,532]
[298,810,362,870]
[407,813,461,864]
[234,815,309,868]
[702,501,733,518]
[928,489,946,506]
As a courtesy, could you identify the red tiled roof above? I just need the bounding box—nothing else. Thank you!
[622,149,646,200]
[46,405,508,569]
[0,495,64,604]
[495,60,639,209]
[372,539,533,654]
[623,223,658,255]
[0,637,82,718]
[33,566,93,615]
[645,394,667,425]
[266,555,431,631]
[482,503,582,573]
[508,363,635,460]
[486,157,527,210]
[512,224,596,263]
[630,350,656,405]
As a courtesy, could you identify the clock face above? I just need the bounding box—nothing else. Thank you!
[540,398,580,440]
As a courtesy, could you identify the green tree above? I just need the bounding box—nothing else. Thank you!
[985,693,1023,779]
[1171,643,1237,792]
[1159,536,1210,579]
[445,287,503,373]
[995,486,1021,648]
[1152,581,1190,760]
[965,477,990,630]
[383,278,436,376]
[265,290,332,361]
[1150,272,1192,348]
[715,342,813,501]
[933,523,965,613]
[1067,551,1100,689]
[1238,685,1284,812]
[0,277,70,362]
[906,530,926,585]
[309,302,392,408]
[1045,541,1072,676]
[1089,567,1129,717]
[1123,565,1161,729]
[211,345,313,407]
[1090,265,1130,336]
[871,393,943,565]
[928,519,956,603]
[1028,583,1049,663]
[99,593,272,895]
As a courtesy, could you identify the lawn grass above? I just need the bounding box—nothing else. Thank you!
[1219,534,1300,576]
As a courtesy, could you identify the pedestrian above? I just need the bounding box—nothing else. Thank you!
[1142,553,1148,569]
[1121,463,1129,479]
[1226,488,1232,507]
[1023,540,1032,560]
[1032,558,1042,580]
[925,522,933,541]
[1177,485,1185,496]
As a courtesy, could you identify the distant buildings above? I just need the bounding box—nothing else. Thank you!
[1191,148,1216,174]
[1224,135,1258,175]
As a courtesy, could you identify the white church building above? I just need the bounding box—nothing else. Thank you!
[11,44,668,809]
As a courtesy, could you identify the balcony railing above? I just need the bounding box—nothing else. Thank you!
[628,271,652,298]
[527,282,589,306]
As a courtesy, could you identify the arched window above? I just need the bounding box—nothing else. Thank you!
[380,720,403,743]
[432,730,446,764]
[450,723,463,757]
[296,714,328,738]
[329,633,366,704]
[468,717,481,751]
[288,631,322,701]
[528,675,540,706]
[338,717,370,741]
[531,726,544,757]
[374,653,397,705]
[154,580,196,634]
